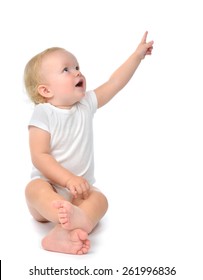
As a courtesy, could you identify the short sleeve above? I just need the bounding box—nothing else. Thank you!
[28,104,50,133]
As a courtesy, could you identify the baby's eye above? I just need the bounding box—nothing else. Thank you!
[63,67,69,72]
[63,66,80,73]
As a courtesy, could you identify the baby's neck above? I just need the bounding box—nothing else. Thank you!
[49,102,73,110]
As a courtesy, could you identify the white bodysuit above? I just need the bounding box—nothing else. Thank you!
[29,90,98,199]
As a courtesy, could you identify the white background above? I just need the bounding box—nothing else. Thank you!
[0,0,202,279]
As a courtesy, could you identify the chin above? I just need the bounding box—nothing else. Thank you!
[79,93,85,100]
[79,89,86,97]
[75,92,85,103]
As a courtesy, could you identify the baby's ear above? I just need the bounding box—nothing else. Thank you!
[37,85,53,98]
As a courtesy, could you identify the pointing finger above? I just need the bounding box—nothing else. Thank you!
[141,31,148,43]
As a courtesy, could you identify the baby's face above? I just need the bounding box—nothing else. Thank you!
[39,49,86,108]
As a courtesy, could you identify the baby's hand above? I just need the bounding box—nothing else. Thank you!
[66,175,90,199]
[136,31,154,60]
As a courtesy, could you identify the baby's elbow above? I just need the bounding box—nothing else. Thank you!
[31,152,47,170]
[31,154,41,169]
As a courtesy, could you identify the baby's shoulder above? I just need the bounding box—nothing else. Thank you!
[34,103,54,114]
[31,103,54,121]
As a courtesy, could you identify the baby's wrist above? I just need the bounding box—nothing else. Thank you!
[64,175,74,188]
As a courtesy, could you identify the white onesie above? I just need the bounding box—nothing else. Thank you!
[29,90,98,199]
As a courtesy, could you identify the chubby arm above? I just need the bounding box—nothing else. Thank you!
[94,31,154,108]
[29,126,90,198]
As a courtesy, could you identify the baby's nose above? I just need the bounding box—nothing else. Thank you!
[71,68,81,76]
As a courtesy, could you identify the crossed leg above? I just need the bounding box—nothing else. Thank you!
[25,179,108,255]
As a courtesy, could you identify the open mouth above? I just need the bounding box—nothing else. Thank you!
[75,79,83,87]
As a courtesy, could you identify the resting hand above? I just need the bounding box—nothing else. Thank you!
[136,31,154,60]
[66,175,90,199]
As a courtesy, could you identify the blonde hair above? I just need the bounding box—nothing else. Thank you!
[24,47,65,104]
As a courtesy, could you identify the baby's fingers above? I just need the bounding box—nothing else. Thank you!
[146,44,154,55]
[141,31,148,44]
[68,185,78,197]
[80,182,90,199]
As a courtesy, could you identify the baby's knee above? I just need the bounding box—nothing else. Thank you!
[25,179,51,199]
[92,187,108,210]
[25,180,35,199]
[101,192,108,210]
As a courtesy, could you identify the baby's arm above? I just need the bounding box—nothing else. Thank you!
[29,126,90,198]
[94,31,154,108]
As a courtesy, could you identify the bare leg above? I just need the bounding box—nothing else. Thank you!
[25,179,65,223]
[25,179,90,254]
[25,180,108,254]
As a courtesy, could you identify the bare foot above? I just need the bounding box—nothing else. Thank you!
[53,200,93,232]
[41,224,90,255]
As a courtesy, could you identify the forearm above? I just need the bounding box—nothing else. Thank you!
[95,51,142,108]
[32,153,74,187]
[109,51,142,92]
[95,31,153,108]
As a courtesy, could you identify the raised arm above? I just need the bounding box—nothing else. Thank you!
[94,31,154,108]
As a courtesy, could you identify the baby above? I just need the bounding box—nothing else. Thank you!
[24,31,153,255]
